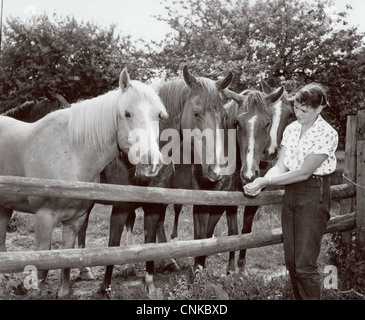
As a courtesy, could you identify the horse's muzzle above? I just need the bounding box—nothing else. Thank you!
[240,169,258,186]
[206,165,222,182]
[136,163,163,178]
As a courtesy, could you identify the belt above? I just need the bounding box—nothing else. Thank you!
[311,174,329,201]
[311,174,330,180]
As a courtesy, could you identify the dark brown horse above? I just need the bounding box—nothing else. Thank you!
[237,79,294,271]
[169,79,293,274]
[1,86,68,122]
[98,66,233,296]
[175,86,285,273]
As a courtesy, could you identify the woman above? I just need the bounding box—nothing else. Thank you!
[243,83,338,300]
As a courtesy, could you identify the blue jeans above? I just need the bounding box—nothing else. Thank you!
[282,175,331,300]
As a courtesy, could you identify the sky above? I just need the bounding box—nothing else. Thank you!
[1,0,365,44]
[1,0,171,43]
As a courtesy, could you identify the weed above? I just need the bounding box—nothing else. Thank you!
[325,231,365,299]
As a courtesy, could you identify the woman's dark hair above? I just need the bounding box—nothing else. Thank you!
[294,83,329,109]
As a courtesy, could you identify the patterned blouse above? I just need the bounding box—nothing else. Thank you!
[281,115,338,175]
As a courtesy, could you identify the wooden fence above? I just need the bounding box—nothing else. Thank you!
[0,111,364,273]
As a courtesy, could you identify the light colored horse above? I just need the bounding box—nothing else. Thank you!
[0,68,167,299]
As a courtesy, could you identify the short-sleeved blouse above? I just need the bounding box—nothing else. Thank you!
[281,115,338,175]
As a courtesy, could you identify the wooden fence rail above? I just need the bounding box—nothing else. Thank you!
[0,212,355,273]
[0,174,357,273]
[0,175,356,206]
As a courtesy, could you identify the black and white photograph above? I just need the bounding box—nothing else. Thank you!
[0,0,364,305]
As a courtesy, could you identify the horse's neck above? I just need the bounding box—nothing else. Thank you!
[3,103,32,121]
[83,136,121,180]
[58,108,121,180]
[27,103,51,122]
[101,153,135,185]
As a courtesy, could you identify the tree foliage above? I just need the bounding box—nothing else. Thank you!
[147,0,365,144]
[0,0,364,145]
[0,14,138,109]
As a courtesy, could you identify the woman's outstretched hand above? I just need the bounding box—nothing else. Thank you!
[243,177,267,197]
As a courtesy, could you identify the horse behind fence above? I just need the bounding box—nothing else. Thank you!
[0,68,167,299]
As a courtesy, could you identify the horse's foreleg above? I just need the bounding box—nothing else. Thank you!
[238,206,259,272]
[100,206,128,297]
[156,204,180,272]
[120,210,137,277]
[143,205,161,295]
[225,206,238,274]
[171,204,183,239]
[58,213,88,299]
[206,206,225,238]
[0,207,13,252]
[77,204,94,280]
[206,206,237,274]
[34,209,57,293]
[193,205,209,271]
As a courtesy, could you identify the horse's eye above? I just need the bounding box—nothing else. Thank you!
[158,112,164,120]
[266,122,271,128]
[125,111,131,118]
[194,112,201,119]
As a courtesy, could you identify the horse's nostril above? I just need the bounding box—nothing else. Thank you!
[206,165,222,182]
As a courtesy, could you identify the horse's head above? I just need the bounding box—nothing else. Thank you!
[2,86,69,123]
[117,68,168,178]
[43,85,70,111]
[179,66,233,182]
[259,78,295,163]
[224,87,284,184]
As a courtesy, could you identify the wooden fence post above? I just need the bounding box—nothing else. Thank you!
[356,111,365,259]
[341,116,357,242]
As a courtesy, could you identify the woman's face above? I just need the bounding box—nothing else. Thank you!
[293,102,322,125]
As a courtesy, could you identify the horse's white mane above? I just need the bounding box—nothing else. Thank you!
[68,81,167,154]
[68,89,120,153]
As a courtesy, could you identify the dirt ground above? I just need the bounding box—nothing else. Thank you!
[0,260,193,300]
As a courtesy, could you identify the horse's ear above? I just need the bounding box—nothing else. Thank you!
[119,67,131,92]
[216,72,233,91]
[265,87,284,105]
[223,89,244,105]
[43,85,57,100]
[260,76,274,94]
[183,65,200,88]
